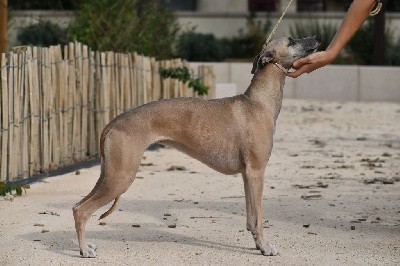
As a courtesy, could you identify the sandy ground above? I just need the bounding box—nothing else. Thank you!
[1,99,400,266]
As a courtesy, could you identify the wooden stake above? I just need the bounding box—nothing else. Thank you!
[0,53,8,180]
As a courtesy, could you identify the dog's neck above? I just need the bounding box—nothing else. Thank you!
[244,63,286,123]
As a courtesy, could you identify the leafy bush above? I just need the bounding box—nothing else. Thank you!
[224,14,272,59]
[159,66,209,95]
[176,32,227,62]
[347,18,399,65]
[0,181,29,197]
[68,0,180,59]
[17,20,67,47]
[177,14,271,62]
[346,19,375,65]
[386,38,400,66]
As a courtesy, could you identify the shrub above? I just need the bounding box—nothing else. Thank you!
[176,31,227,62]
[68,0,180,59]
[385,38,400,66]
[17,20,67,47]
[177,14,271,62]
[346,19,375,65]
[159,66,209,95]
[347,18,399,65]
[224,14,272,59]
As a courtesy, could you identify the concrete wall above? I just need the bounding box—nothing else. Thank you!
[190,62,400,102]
[6,11,400,48]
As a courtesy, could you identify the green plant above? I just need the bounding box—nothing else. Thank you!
[68,0,180,59]
[346,18,374,65]
[176,31,227,62]
[176,14,271,62]
[225,13,272,59]
[0,181,29,197]
[17,20,67,47]
[386,38,400,66]
[159,66,209,95]
[347,18,398,65]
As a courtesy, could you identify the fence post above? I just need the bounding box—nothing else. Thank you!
[88,50,96,157]
[0,52,8,181]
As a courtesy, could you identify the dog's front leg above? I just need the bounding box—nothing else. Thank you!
[242,169,277,256]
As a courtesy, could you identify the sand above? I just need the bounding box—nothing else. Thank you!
[1,99,400,265]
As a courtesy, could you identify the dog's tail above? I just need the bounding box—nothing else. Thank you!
[99,196,121,220]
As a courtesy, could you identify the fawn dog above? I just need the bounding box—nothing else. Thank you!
[73,36,321,257]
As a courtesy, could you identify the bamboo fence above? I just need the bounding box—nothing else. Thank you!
[0,43,215,182]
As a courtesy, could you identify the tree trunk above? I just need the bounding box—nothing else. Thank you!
[372,0,386,65]
[0,0,7,54]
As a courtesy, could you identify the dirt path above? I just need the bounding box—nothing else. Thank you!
[1,99,400,265]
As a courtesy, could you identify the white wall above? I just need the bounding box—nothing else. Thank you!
[7,11,400,48]
[197,0,247,13]
[190,62,400,102]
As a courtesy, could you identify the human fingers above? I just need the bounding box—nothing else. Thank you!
[286,66,309,78]
[292,56,311,69]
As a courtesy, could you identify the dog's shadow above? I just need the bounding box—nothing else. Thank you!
[20,198,260,258]
[20,192,399,259]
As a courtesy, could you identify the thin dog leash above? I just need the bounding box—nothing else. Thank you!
[266,0,294,44]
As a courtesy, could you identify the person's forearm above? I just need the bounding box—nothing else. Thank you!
[326,0,376,59]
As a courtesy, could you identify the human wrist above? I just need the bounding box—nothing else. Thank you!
[324,47,340,63]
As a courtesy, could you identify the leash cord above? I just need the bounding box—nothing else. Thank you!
[266,0,294,43]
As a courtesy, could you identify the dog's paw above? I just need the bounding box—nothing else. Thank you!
[260,244,278,256]
[87,243,97,251]
[80,243,97,258]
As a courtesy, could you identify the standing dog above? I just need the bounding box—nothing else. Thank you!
[73,36,321,257]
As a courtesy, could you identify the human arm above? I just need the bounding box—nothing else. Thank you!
[287,0,377,78]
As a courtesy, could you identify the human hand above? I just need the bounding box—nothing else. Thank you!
[287,51,336,78]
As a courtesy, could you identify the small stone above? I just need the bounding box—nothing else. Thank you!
[132,224,141,228]
[351,226,356,230]
[168,224,176,228]
[34,223,45,227]
[303,224,310,228]
[167,166,187,171]
[99,222,106,226]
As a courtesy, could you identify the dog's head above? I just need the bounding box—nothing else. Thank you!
[251,36,321,74]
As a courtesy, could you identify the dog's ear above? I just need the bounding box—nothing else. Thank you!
[251,51,273,74]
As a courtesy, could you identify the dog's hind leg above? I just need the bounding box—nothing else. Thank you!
[73,132,146,257]
[73,174,133,257]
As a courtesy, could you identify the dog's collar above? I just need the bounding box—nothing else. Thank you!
[273,62,289,74]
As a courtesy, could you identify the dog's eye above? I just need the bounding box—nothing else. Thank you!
[288,38,295,46]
